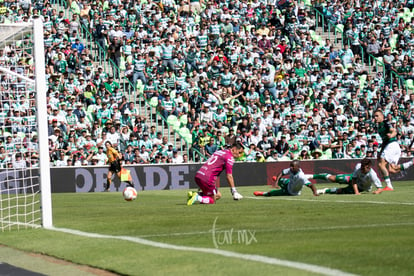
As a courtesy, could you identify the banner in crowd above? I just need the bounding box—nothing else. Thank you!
[0,159,412,193]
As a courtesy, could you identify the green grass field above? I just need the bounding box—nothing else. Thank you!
[1,182,414,276]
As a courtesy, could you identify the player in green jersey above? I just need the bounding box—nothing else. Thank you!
[374,109,414,191]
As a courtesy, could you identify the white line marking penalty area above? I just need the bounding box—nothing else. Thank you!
[50,227,356,276]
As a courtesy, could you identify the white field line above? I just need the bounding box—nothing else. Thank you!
[137,222,414,238]
[246,196,414,206]
[50,227,357,276]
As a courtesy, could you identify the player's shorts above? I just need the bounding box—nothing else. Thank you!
[338,185,365,194]
[380,141,401,165]
[109,160,121,173]
[195,175,217,197]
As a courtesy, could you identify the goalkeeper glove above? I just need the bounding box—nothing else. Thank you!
[231,188,243,200]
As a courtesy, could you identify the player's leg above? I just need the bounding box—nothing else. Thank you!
[317,175,352,194]
[105,170,113,191]
[386,141,412,174]
[388,158,414,174]
[337,185,358,194]
[317,187,337,194]
[379,143,401,190]
[188,190,216,205]
[334,174,352,184]
[307,173,331,181]
[188,177,216,205]
[255,179,289,196]
[318,185,353,194]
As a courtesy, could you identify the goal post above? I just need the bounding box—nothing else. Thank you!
[0,18,52,231]
[33,18,52,229]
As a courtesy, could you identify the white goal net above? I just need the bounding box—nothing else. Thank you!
[0,20,52,231]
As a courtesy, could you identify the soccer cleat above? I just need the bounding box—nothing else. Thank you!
[383,186,394,191]
[254,191,264,196]
[103,183,110,192]
[187,191,197,200]
[317,188,328,195]
[233,191,243,200]
[187,193,199,205]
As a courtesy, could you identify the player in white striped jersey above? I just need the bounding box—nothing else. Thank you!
[315,158,384,195]
[254,160,318,197]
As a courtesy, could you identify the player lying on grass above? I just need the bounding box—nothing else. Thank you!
[187,143,244,205]
[254,160,319,197]
[307,158,384,195]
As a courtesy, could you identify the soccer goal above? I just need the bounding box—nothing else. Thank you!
[0,19,52,231]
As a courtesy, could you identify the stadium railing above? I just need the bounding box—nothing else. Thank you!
[312,4,410,91]
[50,0,208,162]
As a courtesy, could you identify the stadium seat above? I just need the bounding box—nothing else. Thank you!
[179,114,187,127]
[321,149,332,159]
[359,74,367,89]
[279,156,291,161]
[178,127,190,137]
[309,30,316,40]
[179,127,192,144]
[119,56,126,71]
[335,24,344,34]
[136,80,144,95]
[167,115,180,130]
[406,79,414,91]
[149,97,158,108]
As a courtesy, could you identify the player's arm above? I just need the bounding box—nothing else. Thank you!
[306,182,319,196]
[226,173,235,189]
[388,127,397,139]
[371,170,384,194]
[227,173,243,200]
[273,172,283,189]
[352,177,361,195]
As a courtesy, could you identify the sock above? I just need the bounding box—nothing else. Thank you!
[384,176,393,188]
[106,179,111,188]
[313,173,330,180]
[401,160,414,170]
[127,181,134,187]
[326,188,337,194]
[200,195,214,204]
[265,189,282,196]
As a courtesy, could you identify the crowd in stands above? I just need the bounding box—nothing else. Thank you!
[1,0,414,168]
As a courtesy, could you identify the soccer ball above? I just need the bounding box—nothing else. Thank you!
[123,187,137,201]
